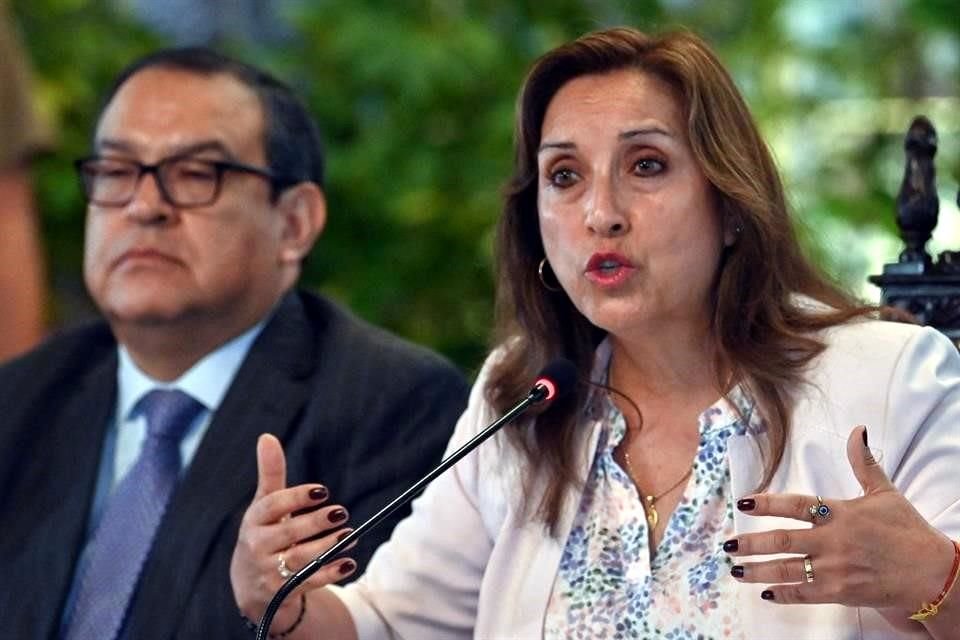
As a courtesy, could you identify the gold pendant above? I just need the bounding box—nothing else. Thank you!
[645,495,659,528]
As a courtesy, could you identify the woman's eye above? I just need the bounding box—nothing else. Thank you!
[548,168,578,188]
[633,158,665,176]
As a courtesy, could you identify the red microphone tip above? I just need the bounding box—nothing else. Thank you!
[534,377,558,401]
[531,359,576,403]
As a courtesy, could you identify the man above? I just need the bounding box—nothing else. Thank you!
[0,48,468,640]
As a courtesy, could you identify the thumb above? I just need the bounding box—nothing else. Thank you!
[254,433,287,500]
[846,425,894,495]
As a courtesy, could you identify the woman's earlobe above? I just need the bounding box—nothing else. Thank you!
[724,218,742,247]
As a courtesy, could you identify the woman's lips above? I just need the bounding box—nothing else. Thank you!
[584,252,635,287]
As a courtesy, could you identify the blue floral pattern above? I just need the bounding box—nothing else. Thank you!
[544,384,761,639]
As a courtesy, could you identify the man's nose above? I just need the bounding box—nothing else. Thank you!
[124,170,175,223]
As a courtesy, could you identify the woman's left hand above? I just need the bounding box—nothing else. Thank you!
[725,425,955,623]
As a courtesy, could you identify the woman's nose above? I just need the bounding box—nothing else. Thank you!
[585,180,629,236]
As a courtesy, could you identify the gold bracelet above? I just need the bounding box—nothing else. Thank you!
[909,540,960,622]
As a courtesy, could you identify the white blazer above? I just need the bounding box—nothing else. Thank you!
[334,320,960,639]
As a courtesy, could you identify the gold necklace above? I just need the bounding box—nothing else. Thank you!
[622,446,692,529]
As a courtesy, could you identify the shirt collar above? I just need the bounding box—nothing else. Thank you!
[117,320,267,421]
[584,336,757,437]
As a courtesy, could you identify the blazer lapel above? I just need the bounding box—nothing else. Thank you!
[727,418,863,637]
[21,353,117,640]
[124,294,319,638]
[728,432,765,536]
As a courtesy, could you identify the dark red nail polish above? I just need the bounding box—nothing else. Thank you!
[336,528,353,543]
[730,565,744,578]
[338,559,356,575]
[309,486,328,501]
[723,539,739,553]
[736,498,756,512]
[761,590,775,600]
[862,428,869,447]
[328,508,348,523]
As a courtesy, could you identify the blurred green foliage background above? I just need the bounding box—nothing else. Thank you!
[11,0,960,372]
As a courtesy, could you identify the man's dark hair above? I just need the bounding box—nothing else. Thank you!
[96,46,325,195]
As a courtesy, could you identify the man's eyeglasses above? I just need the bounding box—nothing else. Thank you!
[74,155,295,208]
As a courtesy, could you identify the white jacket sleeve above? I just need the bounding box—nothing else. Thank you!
[885,326,960,535]
[330,354,509,640]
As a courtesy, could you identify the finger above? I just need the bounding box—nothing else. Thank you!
[251,505,350,550]
[846,425,895,496]
[282,527,358,571]
[760,583,828,605]
[294,557,358,590]
[255,433,287,500]
[248,485,331,526]
[724,528,817,557]
[731,557,808,585]
[736,493,828,524]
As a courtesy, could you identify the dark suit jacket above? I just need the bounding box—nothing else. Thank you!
[0,290,470,639]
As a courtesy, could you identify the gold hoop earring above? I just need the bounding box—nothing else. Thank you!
[538,258,562,292]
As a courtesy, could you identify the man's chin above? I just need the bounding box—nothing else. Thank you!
[102,301,191,328]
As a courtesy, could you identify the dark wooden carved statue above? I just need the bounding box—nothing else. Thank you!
[869,116,960,346]
[895,116,939,265]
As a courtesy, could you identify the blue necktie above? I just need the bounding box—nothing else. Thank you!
[62,389,204,640]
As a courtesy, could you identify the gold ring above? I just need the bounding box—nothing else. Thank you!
[802,556,815,583]
[277,553,292,579]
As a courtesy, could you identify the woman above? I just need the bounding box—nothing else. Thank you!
[231,28,960,638]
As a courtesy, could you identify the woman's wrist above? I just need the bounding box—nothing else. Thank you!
[240,592,307,638]
[907,536,960,622]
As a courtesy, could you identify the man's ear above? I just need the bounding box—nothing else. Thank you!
[276,183,326,265]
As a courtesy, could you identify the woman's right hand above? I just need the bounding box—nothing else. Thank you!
[230,433,357,633]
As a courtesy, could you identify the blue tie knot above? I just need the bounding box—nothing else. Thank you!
[138,389,204,441]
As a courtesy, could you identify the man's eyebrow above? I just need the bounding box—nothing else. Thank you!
[95,139,135,154]
[95,139,235,159]
[167,141,234,158]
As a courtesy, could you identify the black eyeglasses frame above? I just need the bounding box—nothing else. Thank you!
[74,154,298,208]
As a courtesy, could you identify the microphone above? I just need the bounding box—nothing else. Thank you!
[255,358,577,639]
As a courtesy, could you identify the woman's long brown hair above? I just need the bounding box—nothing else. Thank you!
[488,28,869,534]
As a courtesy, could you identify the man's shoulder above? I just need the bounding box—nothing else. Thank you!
[296,289,464,376]
[0,319,115,384]
[278,290,470,414]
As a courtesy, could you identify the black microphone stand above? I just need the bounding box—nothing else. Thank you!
[255,383,551,639]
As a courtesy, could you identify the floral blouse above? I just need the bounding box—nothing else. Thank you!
[544,378,762,639]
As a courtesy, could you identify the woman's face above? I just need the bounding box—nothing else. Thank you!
[537,69,732,339]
